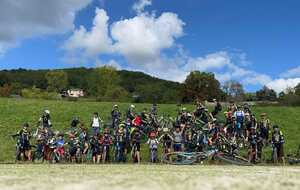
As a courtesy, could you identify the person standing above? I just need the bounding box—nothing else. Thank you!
[271,125,285,164]
[257,113,271,161]
[211,99,222,117]
[111,105,121,130]
[91,112,102,135]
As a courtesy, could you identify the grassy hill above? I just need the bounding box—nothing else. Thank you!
[0,97,299,162]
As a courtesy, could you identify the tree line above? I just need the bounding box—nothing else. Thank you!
[0,67,299,105]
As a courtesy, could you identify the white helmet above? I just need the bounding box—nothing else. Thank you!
[130,104,135,109]
[163,128,169,133]
[45,110,50,114]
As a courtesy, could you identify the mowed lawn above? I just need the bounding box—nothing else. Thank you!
[0,97,300,162]
[0,164,300,190]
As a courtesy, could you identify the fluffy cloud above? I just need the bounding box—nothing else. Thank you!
[0,0,92,55]
[184,51,231,71]
[61,4,299,93]
[111,12,185,65]
[266,78,300,93]
[63,7,184,66]
[132,0,152,14]
[63,8,112,57]
[280,66,300,78]
[182,51,272,86]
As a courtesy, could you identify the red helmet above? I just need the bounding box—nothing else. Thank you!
[149,132,156,138]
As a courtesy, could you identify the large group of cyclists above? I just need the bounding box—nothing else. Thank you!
[12,99,292,165]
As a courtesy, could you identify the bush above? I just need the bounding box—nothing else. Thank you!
[0,84,12,97]
[21,86,61,100]
[279,94,300,106]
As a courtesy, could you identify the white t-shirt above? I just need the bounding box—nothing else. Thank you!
[92,117,100,128]
[147,139,159,149]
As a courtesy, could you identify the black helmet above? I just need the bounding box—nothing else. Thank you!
[23,123,29,128]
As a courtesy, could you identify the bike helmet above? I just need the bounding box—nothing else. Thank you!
[23,123,29,128]
[163,128,169,133]
[150,132,156,138]
[58,132,64,137]
[260,113,267,117]
[44,110,50,114]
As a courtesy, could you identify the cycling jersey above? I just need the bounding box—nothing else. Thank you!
[101,134,113,146]
[56,139,65,148]
[173,131,183,143]
[234,110,245,123]
[147,139,159,149]
[161,134,172,147]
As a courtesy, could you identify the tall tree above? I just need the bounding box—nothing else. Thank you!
[181,71,224,103]
[45,70,68,92]
[223,80,245,101]
[88,66,128,101]
[295,83,300,96]
[256,86,277,101]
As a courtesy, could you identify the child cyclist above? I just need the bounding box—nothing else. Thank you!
[173,125,185,152]
[100,128,113,163]
[66,134,77,163]
[131,128,142,163]
[159,128,173,155]
[54,133,65,161]
[90,134,101,164]
[146,131,159,163]
[12,123,32,161]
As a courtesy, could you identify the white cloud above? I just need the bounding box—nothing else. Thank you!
[60,4,298,93]
[184,51,231,72]
[111,12,185,66]
[181,51,272,86]
[266,78,300,93]
[63,8,184,67]
[280,66,300,78]
[63,8,112,57]
[0,0,92,55]
[132,0,152,14]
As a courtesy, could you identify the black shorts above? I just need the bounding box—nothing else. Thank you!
[69,147,77,156]
[132,143,140,151]
[164,142,172,149]
[92,147,100,156]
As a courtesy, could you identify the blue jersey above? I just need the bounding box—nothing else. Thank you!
[56,139,65,148]
[234,111,245,123]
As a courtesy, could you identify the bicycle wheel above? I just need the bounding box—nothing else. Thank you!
[32,151,44,163]
[214,152,252,166]
[287,157,300,165]
[162,152,197,165]
[49,151,57,164]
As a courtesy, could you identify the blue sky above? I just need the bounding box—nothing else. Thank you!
[0,0,300,92]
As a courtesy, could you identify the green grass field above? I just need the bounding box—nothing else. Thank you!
[0,164,300,190]
[0,98,300,162]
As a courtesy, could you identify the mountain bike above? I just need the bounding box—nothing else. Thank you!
[32,142,45,163]
[162,148,251,166]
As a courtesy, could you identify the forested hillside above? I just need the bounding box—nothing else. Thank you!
[0,68,182,103]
